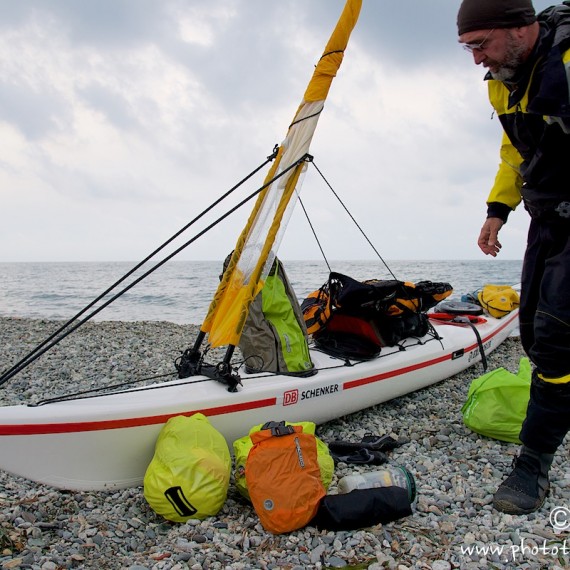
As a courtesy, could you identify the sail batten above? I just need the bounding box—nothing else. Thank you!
[202,0,362,348]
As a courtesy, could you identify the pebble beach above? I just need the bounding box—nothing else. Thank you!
[0,317,568,570]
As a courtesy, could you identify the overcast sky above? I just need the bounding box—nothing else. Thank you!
[0,0,555,263]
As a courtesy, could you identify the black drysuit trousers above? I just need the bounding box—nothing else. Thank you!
[518,217,570,454]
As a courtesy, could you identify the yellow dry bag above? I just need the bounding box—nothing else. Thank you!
[144,413,231,522]
[478,284,520,318]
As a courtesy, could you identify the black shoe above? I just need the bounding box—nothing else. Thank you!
[361,433,400,452]
[493,446,554,515]
[329,448,388,466]
[328,434,400,455]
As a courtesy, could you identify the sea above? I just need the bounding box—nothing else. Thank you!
[0,259,523,325]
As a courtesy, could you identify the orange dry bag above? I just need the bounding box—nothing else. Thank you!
[245,421,326,534]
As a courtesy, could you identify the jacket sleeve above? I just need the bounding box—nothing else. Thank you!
[486,131,523,221]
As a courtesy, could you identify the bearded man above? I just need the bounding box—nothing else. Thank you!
[457,0,570,515]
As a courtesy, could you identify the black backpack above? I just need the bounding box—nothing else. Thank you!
[303,272,452,359]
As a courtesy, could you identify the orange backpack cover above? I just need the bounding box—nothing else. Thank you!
[245,423,326,534]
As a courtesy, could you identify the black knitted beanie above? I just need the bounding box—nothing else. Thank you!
[457,0,536,35]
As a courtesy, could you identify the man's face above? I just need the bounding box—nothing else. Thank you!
[459,28,529,81]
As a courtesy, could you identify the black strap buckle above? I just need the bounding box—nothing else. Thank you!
[261,420,295,437]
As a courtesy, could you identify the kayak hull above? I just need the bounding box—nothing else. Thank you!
[0,310,518,490]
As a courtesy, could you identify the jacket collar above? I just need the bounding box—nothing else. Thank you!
[485,3,570,115]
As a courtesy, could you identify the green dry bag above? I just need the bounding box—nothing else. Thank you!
[461,357,531,443]
[144,413,231,522]
[221,254,314,375]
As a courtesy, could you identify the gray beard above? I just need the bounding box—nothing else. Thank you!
[490,32,529,82]
[490,67,518,82]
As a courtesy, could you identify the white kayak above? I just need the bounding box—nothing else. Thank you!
[0,309,518,491]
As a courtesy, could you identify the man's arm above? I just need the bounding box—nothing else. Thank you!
[487,131,524,214]
[478,132,523,256]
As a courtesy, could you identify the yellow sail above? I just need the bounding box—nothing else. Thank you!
[203,0,362,348]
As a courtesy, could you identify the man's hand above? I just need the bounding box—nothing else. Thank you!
[478,217,504,257]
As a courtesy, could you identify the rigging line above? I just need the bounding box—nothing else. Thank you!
[0,154,309,387]
[0,151,278,386]
[30,372,177,406]
[32,374,210,406]
[297,195,331,273]
[310,160,399,282]
[32,360,361,405]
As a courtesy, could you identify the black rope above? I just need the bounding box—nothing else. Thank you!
[320,49,345,59]
[296,195,331,274]
[31,372,175,406]
[310,160,399,281]
[284,153,335,273]
[31,358,360,406]
[0,151,308,387]
[32,373,207,406]
[289,108,323,129]
[302,160,440,322]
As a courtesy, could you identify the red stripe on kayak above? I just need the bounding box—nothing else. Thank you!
[344,352,451,389]
[345,310,518,390]
[481,310,518,343]
[0,397,277,436]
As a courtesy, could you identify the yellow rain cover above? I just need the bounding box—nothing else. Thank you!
[202,0,362,348]
[143,414,231,522]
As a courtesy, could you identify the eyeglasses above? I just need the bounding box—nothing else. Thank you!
[462,28,495,53]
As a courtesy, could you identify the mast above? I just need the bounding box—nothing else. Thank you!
[203,0,362,349]
[176,1,362,389]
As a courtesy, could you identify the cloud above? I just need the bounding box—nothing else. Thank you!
[0,0,554,262]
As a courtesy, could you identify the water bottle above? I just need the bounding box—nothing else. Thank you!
[337,466,417,503]
[313,466,417,531]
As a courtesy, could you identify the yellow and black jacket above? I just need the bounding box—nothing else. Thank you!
[486,2,570,222]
